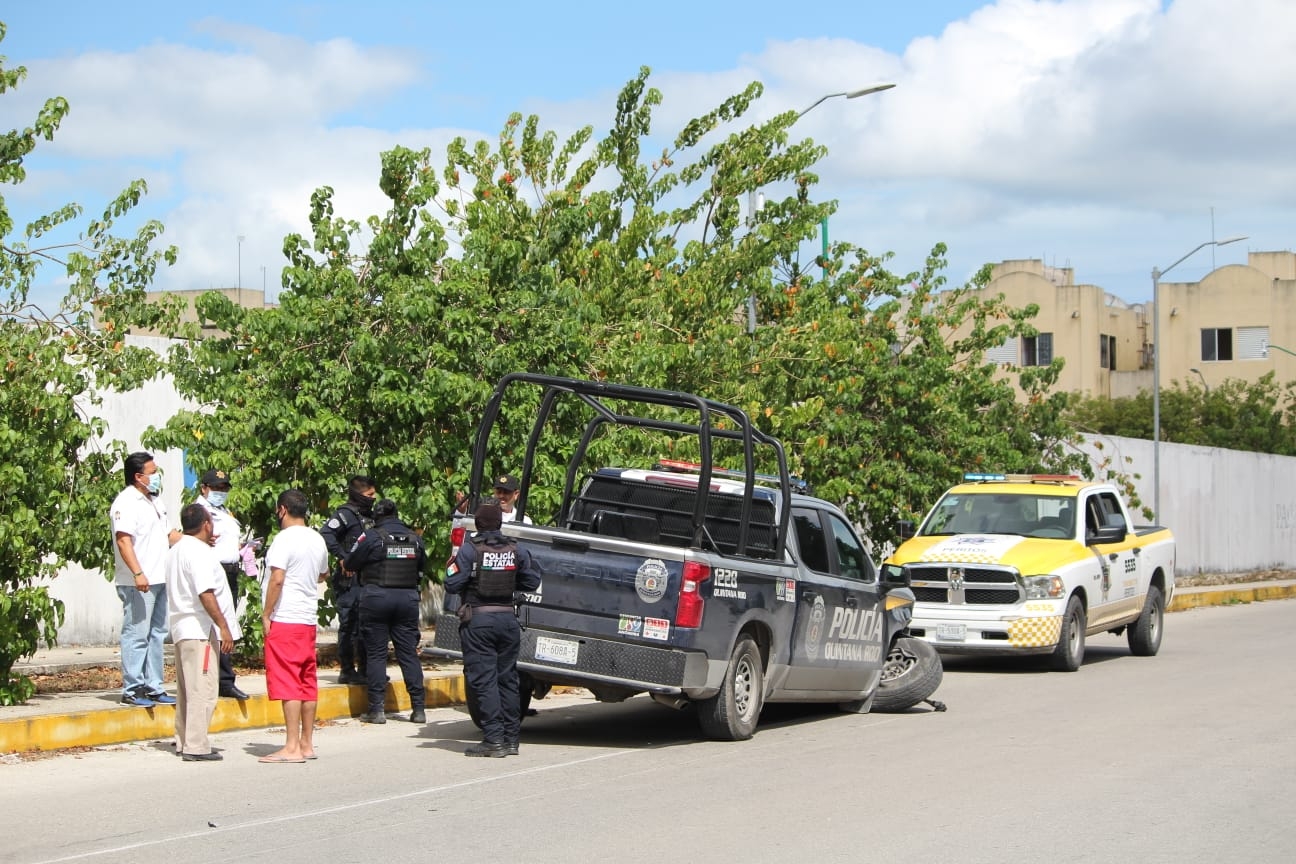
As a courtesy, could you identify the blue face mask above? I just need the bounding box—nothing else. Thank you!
[207,490,229,508]
[146,472,162,496]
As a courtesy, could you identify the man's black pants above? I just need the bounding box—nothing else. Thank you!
[359,584,425,714]
[459,611,521,745]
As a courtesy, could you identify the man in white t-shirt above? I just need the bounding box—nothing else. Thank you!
[492,474,533,524]
[111,451,182,707]
[166,504,240,762]
[259,488,329,763]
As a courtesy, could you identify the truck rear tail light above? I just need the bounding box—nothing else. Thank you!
[676,560,711,628]
[450,526,465,551]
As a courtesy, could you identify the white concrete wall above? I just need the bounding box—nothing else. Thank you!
[1077,433,1296,574]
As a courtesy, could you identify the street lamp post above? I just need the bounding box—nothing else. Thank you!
[1189,367,1210,395]
[1151,234,1246,522]
[237,235,245,307]
[747,82,895,225]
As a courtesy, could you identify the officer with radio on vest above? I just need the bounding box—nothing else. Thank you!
[445,501,542,757]
[343,498,428,725]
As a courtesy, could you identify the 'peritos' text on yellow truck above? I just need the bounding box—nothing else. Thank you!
[885,474,1175,671]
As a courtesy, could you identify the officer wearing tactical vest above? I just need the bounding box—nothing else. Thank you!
[343,498,428,725]
[446,501,542,757]
[321,476,377,684]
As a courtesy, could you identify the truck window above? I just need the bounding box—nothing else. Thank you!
[827,513,876,583]
[792,508,831,573]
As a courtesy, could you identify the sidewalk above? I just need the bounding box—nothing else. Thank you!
[2,630,465,756]
[3,582,1295,755]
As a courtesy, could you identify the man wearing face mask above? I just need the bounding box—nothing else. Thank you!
[111,451,183,707]
[320,475,377,684]
[196,468,249,700]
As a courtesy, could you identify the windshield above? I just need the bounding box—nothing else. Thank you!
[921,492,1076,539]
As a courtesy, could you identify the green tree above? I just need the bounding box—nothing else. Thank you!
[0,22,178,703]
[151,68,1081,567]
[1066,373,1296,456]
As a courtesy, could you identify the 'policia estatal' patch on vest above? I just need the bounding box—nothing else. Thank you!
[472,539,519,601]
[362,526,421,588]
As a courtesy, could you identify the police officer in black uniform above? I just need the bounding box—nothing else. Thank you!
[320,475,376,684]
[445,502,542,757]
[344,498,428,725]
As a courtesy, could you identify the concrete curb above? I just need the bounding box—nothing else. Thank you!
[0,672,466,755]
[1168,581,1296,611]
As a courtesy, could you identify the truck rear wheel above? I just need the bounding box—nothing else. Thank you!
[698,636,764,741]
[1127,585,1164,656]
[1050,595,1086,672]
[869,637,944,713]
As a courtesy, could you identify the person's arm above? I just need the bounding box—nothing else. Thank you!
[114,531,150,592]
[262,566,286,628]
[343,533,378,573]
[198,589,234,653]
[444,543,474,594]
[516,548,543,593]
[319,509,351,560]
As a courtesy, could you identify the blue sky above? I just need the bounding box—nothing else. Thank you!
[4,1,1292,308]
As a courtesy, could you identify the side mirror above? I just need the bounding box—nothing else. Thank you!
[897,520,916,541]
[881,563,909,588]
[1090,524,1126,545]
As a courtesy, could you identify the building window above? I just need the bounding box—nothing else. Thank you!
[1237,326,1269,360]
[1201,328,1233,362]
[1100,334,1117,371]
[1022,333,1053,367]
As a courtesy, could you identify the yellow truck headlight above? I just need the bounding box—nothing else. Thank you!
[1022,575,1065,599]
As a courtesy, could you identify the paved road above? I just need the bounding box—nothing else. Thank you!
[4,600,1294,864]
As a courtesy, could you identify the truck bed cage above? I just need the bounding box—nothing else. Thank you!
[466,374,792,558]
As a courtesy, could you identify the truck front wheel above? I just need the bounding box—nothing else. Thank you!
[1127,585,1164,656]
[1050,595,1086,672]
[698,636,764,741]
[868,637,944,713]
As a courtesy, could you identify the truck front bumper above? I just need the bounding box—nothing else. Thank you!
[909,601,1064,655]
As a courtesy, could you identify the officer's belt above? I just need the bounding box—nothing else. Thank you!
[469,604,516,614]
[220,562,241,576]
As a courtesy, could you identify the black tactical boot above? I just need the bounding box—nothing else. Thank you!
[361,709,386,724]
[504,740,519,756]
[409,708,426,724]
[464,741,507,757]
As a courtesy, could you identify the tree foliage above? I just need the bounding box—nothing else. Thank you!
[0,22,178,703]
[1066,373,1296,456]
[152,67,1083,560]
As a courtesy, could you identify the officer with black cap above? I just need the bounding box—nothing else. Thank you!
[343,498,428,724]
[320,475,377,684]
[491,474,533,524]
[445,501,542,756]
[195,468,248,700]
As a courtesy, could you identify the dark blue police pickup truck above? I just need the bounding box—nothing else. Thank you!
[431,374,940,740]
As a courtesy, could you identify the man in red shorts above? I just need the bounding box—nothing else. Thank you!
[259,489,329,763]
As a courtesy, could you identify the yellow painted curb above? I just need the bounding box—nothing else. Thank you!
[1169,583,1296,612]
[0,673,466,755]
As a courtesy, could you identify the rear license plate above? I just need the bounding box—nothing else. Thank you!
[936,623,967,641]
[535,636,579,665]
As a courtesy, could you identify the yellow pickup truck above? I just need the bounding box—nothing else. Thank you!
[885,473,1175,671]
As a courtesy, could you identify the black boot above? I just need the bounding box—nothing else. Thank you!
[409,708,426,724]
[464,741,506,758]
[504,740,519,756]
[361,709,386,724]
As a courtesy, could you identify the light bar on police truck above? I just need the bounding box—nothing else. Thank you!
[963,472,1081,483]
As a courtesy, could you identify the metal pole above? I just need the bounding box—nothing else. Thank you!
[1149,234,1246,524]
[820,216,829,274]
[1152,267,1161,523]
[237,235,245,306]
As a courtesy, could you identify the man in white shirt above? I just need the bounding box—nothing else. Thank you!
[111,451,182,707]
[166,504,239,762]
[195,468,249,700]
[259,488,329,763]
[492,474,533,524]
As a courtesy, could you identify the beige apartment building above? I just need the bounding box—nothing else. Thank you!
[972,251,1296,399]
[132,287,272,337]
